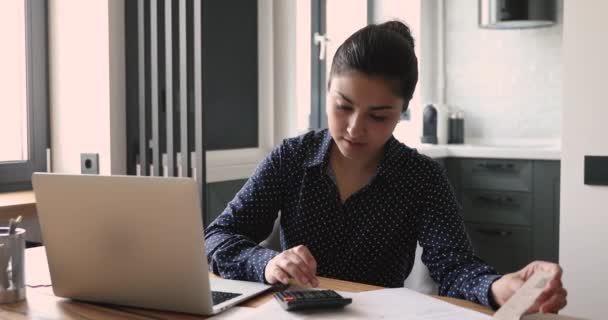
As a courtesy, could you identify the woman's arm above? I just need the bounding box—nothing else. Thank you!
[204,144,286,283]
[418,161,501,307]
[419,161,568,312]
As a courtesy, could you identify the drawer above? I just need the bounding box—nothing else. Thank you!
[462,190,532,226]
[460,159,532,192]
[465,223,532,274]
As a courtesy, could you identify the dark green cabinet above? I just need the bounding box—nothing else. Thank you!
[465,222,533,273]
[205,179,247,227]
[462,189,533,226]
[531,161,560,263]
[445,158,560,274]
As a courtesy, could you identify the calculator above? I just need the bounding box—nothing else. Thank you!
[273,289,353,311]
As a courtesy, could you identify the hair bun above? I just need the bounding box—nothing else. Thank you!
[379,20,415,50]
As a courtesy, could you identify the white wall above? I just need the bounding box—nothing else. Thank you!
[274,0,313,141]
[445,0,562,140]
[372,0,423,145]
[560,1,608,319]
[48,0,126,174]
[273,0,299,142]
[0,0,28,162]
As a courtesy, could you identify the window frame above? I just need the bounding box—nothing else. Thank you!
[0,0,49,192]
[310,0,326,130]
[310,0,374,130]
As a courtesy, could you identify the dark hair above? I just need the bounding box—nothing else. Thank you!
[328,20,418,111]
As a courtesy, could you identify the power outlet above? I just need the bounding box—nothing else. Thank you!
[81,153,99,174]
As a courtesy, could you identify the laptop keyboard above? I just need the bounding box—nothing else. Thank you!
[211,291,242,305]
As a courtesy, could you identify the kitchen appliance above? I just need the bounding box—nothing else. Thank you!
[421,104,438,144]
[479,0,556,29]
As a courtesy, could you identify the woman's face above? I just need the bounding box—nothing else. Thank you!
[326,71,404,162]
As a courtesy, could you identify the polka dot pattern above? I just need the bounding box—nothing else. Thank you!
[205,129,502,307]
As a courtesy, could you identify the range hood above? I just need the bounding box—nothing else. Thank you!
[479,0,556,29]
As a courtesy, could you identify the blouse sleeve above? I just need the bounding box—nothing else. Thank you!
[418,161,502,307]
[204,143,287,283]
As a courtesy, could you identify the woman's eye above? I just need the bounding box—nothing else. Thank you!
[370,115,387,122]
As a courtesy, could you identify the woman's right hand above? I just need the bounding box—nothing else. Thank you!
[264,245,319,287]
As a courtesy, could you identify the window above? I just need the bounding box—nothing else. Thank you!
[0,0,49,192]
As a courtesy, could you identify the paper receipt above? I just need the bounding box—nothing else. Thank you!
[493,271,553,320]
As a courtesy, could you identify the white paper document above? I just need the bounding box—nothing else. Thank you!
[239,288,492,320]
[25,247,52,286]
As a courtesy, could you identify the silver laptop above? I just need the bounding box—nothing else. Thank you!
[32,173,273,315]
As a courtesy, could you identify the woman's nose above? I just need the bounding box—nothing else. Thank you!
[347,112,366,138]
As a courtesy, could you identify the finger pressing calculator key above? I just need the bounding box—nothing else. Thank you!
[273,289,353,311]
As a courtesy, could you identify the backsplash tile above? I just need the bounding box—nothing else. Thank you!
[445,0,562,140]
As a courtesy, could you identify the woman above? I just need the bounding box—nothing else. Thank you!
[205,21,567,312]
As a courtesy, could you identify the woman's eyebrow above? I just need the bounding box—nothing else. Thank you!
[369,105,394,111]
[336,92,354,104]
[336,92,394,110]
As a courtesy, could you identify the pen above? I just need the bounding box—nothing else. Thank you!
[8,216,22,235]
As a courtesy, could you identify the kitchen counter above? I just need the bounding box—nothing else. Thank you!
[406,139,561,160]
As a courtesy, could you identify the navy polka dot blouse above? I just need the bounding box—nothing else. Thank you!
[205,129,502,307]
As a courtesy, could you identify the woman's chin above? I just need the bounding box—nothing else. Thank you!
[337,141,368,159]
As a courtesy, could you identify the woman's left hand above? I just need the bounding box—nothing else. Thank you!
[491,261,567,313]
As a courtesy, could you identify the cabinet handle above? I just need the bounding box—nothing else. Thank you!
[476,162,517,173]
[475,195,519,208]
[476,195,501,203]
[478,163,503,170]
[475,228,512,237]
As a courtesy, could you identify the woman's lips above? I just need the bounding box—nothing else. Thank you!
[344,138,366,147]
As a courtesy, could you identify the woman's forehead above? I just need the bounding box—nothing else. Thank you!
[329,73,404,107]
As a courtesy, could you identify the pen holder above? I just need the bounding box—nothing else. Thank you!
[0,227,26,303]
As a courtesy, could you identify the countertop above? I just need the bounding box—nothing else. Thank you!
[406,138,561,160]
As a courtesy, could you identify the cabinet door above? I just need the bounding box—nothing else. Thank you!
[462,190,532,226]
[532,161,560,263]
[433,158,446,168]
[465,223,532,274]
[445,159,463,206]
[460,159,533,192]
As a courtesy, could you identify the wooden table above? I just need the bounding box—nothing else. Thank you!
[0,191,36,219]
[0,247,493,319]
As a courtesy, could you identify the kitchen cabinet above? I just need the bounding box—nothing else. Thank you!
[445,158,560,274]
[206,179,247,227]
